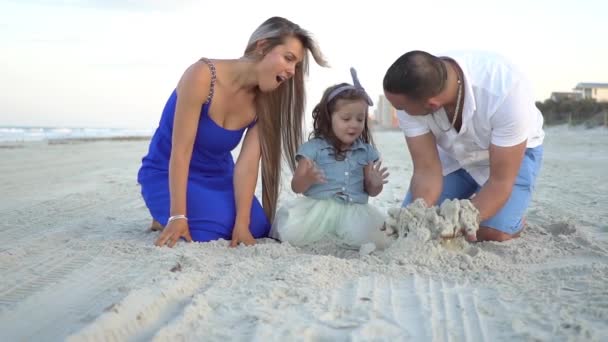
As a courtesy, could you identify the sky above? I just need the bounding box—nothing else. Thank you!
[1,0,607,129]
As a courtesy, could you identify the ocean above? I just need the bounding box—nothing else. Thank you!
[0,126,153,143]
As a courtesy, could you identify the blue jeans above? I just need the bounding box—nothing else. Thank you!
[403,146,544,234]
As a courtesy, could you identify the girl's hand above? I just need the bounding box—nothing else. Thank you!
[294,158,326,188]
[364,160,389,192]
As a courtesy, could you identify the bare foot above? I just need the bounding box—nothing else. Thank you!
[476,227,518,242]
[475,216,527,242]
[150,219,163,232]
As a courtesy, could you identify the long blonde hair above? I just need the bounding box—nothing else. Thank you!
[244,17,327,222]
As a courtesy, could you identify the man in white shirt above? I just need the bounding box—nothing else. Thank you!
[383,50,545,242]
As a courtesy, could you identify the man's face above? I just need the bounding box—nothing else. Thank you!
[384,91,435,116]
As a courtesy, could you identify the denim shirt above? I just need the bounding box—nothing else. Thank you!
[297,137,380,204]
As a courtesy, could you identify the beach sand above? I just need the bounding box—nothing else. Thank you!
[0,128,607,341]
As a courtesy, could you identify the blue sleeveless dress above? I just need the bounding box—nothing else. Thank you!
[137,59,270,242]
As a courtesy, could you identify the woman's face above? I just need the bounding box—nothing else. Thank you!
[256,36,304,92]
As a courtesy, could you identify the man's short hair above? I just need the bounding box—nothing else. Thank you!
[383,50,447,101]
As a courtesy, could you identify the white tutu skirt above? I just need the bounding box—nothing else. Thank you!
[270,197,389,249]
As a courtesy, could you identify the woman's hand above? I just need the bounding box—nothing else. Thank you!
[230,224,256,247]
[155,219,193,247]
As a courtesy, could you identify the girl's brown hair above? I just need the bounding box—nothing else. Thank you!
[310,83,374,160]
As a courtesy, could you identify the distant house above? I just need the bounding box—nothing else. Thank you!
[573,83,608,102]
[550,92,581,102]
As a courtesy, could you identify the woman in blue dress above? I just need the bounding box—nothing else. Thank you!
[137,17,327,248]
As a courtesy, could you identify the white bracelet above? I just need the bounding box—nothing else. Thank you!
[168,215,188,223]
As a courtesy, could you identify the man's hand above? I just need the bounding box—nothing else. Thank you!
[438,199,479,242]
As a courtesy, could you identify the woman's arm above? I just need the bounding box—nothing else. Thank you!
[155,62,211,247]
[230,124,262,247]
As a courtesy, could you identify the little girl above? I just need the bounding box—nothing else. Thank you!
[271,68,390,250]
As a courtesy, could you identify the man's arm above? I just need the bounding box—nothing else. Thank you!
[406,132,443,206]
[471,141,526,221]
[474,74,534,221]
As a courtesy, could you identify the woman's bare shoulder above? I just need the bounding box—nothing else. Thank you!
[176,59,214,101]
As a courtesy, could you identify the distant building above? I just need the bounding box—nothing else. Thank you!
[375,95,399,129]
[550,91,582,102]
[573,83,608,102]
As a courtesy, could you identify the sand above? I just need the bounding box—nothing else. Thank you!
[0,127,607,341]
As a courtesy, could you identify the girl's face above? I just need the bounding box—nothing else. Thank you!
[331,98,368,148]
[256,36,304,92]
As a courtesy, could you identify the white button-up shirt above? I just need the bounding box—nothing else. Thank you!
[397,50,545,185]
